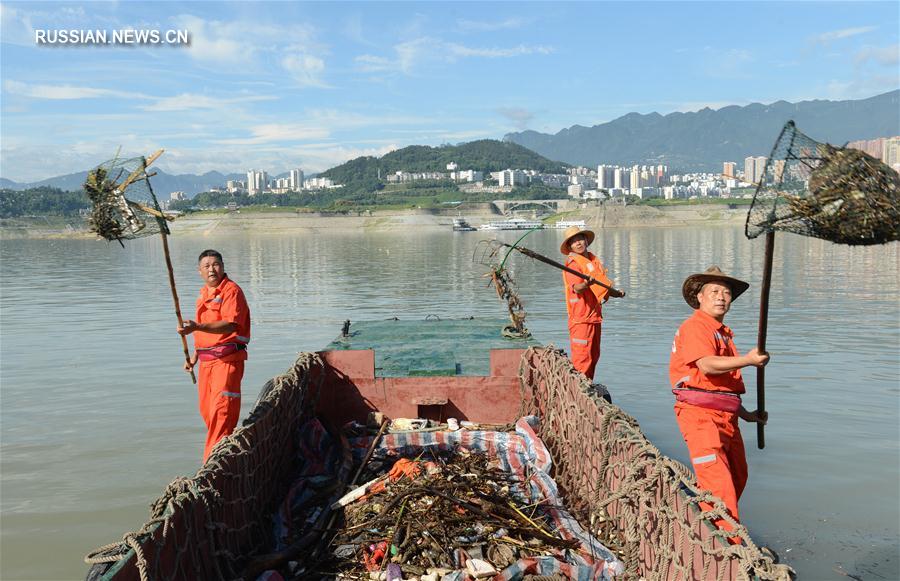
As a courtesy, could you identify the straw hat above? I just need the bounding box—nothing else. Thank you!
[682,266,750,309]
[560,226,595,254]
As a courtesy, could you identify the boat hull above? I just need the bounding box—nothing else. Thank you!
[86,319,790,581]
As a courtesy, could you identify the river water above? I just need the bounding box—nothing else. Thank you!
[1,225,898,580]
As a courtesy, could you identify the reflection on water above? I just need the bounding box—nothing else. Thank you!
[1,226,898,580]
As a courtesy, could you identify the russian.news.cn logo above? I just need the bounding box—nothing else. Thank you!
[35,29,191,46]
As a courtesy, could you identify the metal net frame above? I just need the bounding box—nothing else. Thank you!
[84,154,169,244]
[746,121,900,246]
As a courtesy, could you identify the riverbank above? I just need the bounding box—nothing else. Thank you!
[0,204,746,239]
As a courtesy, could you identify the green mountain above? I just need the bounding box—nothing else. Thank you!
[321,140,569,192]
[504,90,900,171]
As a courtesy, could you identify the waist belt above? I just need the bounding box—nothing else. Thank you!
[673,386,741,413]
[197,342,246,362]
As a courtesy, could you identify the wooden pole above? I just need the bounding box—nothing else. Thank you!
[498,242,626,298]
[755,231,775,449]
[160,229,195,384]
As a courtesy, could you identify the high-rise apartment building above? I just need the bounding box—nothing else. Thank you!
[246,170,269,195]
[743,156,767,184]
[723,162,736,177]
[289,169,304,190]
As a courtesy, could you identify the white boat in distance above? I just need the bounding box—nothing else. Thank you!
[553,219,587,229]
[478,217,545,231]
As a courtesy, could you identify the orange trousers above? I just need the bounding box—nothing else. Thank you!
[197,358,244,460]
[675,402,747,530]
[568,321,601,380]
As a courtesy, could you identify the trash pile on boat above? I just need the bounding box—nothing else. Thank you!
[259,416,623,580]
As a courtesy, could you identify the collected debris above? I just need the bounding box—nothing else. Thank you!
[260,417,623,580]
[473,241,531,339]
[82,151,169,244]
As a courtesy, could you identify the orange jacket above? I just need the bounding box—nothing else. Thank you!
[195,275,251,362]
[669,310,745,394]
[563,252,610,323]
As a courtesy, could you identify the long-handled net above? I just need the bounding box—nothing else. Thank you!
[83,150,196,383]
[84,151,170,245]
[744,121,900,449]
[746,121,900,246]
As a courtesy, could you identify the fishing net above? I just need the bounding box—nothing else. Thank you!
[84,154,169,244]
[474,240,532,339]
[746,121,900,245]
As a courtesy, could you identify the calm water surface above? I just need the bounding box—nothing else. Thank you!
[1,226,898,580]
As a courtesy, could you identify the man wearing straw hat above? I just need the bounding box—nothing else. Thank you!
[560,225,613,381]
[669,266,768,529]
[178,249,251,460]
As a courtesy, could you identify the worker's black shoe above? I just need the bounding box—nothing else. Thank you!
[588,383,612,404]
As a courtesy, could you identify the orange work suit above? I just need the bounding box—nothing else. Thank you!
[563,252,610,380]
[194,275,251,460]
[670,310,747,528]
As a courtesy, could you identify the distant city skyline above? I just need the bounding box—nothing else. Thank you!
[1,1,898,182]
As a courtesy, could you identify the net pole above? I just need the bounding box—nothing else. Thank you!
[160,229,196,384]
[755,231,774,449]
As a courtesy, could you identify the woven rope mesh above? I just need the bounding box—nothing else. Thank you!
[746,121,900,245]
[84,155,169,242]
[517,346,793,580]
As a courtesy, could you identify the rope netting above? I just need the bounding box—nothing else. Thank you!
[84,154,169,244]
[746,121,900,245]
[87,347,794,580]
[517,346,794,580]
[85,353,325,581]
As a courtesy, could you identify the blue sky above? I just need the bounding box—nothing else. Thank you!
[1,1,898,182]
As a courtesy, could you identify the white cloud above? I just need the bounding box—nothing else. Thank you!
[446,43,554,58]
[855,44,900,67]
[356,38,555,75]
[141,93,277,112]
[3,80,150,100]
[281,51,330,88]
[813,26,877,45]
[213,124,332,146]
[456,17,531,32]
[171,14,329,88]
[172,14,257,64]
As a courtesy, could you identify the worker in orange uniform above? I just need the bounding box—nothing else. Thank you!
[669,266,768,530]
[178,249,251,460]
[560,226,613,381]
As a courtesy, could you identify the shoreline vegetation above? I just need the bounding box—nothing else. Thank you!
[1,202,748,240]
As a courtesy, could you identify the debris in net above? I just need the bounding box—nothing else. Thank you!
[782,145,900,245]
[473,240,532,339]
[490,267,531,339]
[82,152,169,244]
[747,121,900,246]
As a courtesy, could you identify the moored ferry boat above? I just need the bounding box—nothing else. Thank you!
[452,217,477,231]
[478,217,544,231]
[84,317,791,581]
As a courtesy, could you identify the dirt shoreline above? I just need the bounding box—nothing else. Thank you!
[0,204,746,239]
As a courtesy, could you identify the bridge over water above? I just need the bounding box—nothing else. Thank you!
[492,199,578,216]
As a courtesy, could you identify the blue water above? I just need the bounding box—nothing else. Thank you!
[1,225,898,580]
